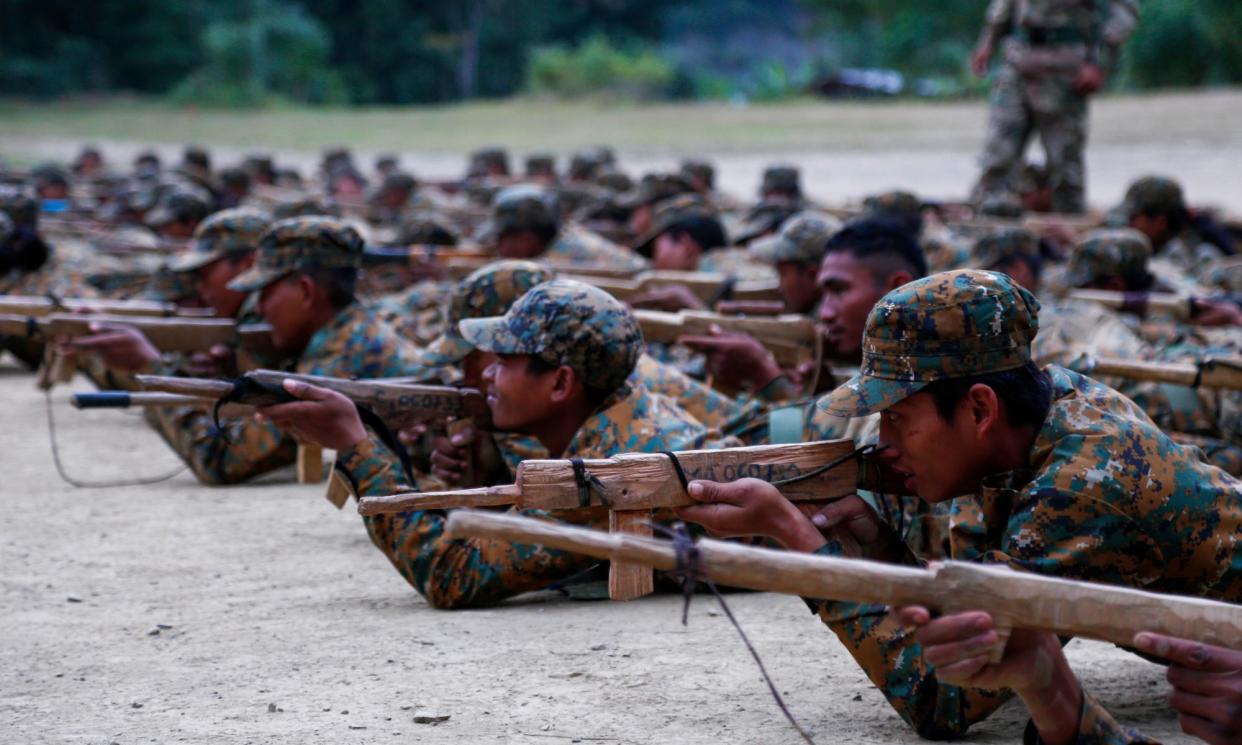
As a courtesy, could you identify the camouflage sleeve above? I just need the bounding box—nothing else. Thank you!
[339,437,596,610]
[144,405,298,485]
[1022,691,1157,744]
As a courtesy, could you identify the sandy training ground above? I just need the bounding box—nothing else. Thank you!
[1,363,1191,744]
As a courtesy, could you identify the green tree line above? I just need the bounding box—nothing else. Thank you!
[0,0,1238,105]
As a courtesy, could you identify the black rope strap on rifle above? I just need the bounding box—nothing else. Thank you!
[770,443,887,489]
[44,292,69,312]
[705,275,739,308]
[652,522,816,745]
[569,457,610,507]
[662,450,690,492]
[1194,357,1242,389]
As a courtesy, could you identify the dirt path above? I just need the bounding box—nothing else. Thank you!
[0,361,1191,744]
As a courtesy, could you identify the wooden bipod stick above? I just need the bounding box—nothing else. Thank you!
[633,309,818,369]
[1086,356,1242,391]
[446,509,1242,651]
[360,440,876,601]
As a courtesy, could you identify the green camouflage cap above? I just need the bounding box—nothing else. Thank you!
[369,172,418,203]
[761,165,801,198]
[593,168,633,193]
[864,190,922,218]
[1064,228,1151,288]
[171,207,272,273]
[621,172,696,209]
[417,260,556,371]
[145,188,211,228]
[227,216,363,292]
[468,147,511,178]
[679,159,715,190]
[460,278,642,393]
[272,196,340,220]
[0,192,39,229]
[735,199,803,245]
[633,192,718,255]
[525,153,557,177]
[493,184,557,235]
[971,227,1039,270]
[1121,176,1185,216]
[819,269,1041,417]
[750,210,842,264]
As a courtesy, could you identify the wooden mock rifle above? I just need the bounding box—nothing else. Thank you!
[359,440,904,601]
[446,509,1242,654]
[563,270,782,305]
[633,309,819,369]
[135,370,492,491]
[1081,356,1242,391]
[0,294,214,319]
[1068,289,1204,321]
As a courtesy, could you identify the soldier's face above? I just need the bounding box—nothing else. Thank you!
[653,232,700,271]
[775,261,821,315]
[877,391,993,503]
[816,253,888,360]
[257,275,314,356]
[460,349,497,389]
[481,354,558,431]
[194,255,252,318]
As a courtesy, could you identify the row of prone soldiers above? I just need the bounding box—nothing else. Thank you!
[1,143,1241,744]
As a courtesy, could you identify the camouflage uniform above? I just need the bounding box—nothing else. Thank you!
[338,279,733,609]
[864,190,971,273]
[1114,176,1225,276]
[749,210,842,273]
[146,217,425,485]
[972,0,1139,213]
[1041,230,1242,473]
[812,269,1240,740]
[636,194,776,281]
[167,207,271,275]
[492,186,647,272]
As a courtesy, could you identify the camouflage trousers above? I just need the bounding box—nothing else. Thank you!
[973,63,1088,214]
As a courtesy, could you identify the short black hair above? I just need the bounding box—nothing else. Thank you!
[292,266,357,309]
[1138,204,1189,236]
[667,215,727,252]
[824,217,928,283]
[525,355,614,409]
[921,361,1052,429]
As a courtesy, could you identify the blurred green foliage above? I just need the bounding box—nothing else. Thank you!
[0,0,1238,106]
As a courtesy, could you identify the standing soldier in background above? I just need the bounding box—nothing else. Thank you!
[970,0,1139,214]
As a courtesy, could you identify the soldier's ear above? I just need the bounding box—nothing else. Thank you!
[885,270,914,292]
[964,383,1001,436]
[547,364,579,403]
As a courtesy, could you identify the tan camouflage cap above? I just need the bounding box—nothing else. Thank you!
[492,184,557,235]
[750,211,842,265]
[460,278,642,393]
[633,192,718,255]
[819,269,1040,417]
[416,260,556,372]
[170,207,272,273]
[971,227,1039,270]
[1121,176,1185,215]
[1064,228,1152,288]
[227,216,364,292]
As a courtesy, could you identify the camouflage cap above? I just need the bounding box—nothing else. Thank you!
[243,155,276,182]
[679,159,715,190]
[272,196,340,220]
[567,151,602,181]
[864,190,922,218]
[761,165,801,198]
[493,184,558,235]
[369,172,417,202]
[621,172,696,209]
[633,192,718,255]
[818,269,1041,417]
[750,211,842,265]
[525,153,556,178]
[417,260,556,370]
[396,216,458,247]
[0,192,39,229]
[460,278,642,393]
[171,207,272,273]
[145,188,212,228]
[977,195,1025,219]
[1121,176,1185,216]
[734,199,803,245]
[971,227,1039,270]
[468,146,511,178]
[593,167,633,193]
[31,162,69,187]
[1064,228,1151,288]
[227,216,364,292]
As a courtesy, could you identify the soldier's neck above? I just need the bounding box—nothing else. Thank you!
[531,398,595,458]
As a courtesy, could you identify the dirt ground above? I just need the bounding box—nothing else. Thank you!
[0,360,1193,744]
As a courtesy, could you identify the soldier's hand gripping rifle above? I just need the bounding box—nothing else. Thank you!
[134,370,492,493]
[447,509,1242,657]
[359,440,904,601]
